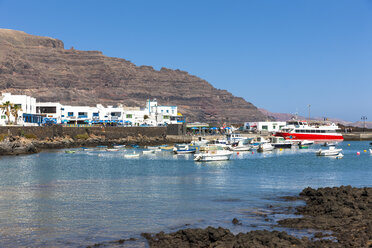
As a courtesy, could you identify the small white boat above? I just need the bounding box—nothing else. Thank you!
[316,146,343,156]
[334,153,344,159]
[106,148,119,152]
[229,139,251,151]
[173,144,197,154]
[124,153,140,158]
[257,143,274,152]
[192,137,209,147]
[322,142,338,147]
[146,146,160,150]
[299,140,314,146]
[142,150,155,154]
[194,146,233,162]
[113,145,126,149]
[369,149,372,155]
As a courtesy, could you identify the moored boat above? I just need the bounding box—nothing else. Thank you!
[275,120,343,141]
[269,137,292,149]
[257,143,274,152]
[316,146,343,156]
[65,150,76,154]
[229,138,251,151]
[194,146,233,162]
[173,144,197,154]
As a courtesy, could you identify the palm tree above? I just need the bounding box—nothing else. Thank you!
[0,101,13,125]
[11,104,22,125]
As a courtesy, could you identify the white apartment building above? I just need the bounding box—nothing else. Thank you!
[0,93,39,126]
[1,92,183,126]
[244,121,286,132]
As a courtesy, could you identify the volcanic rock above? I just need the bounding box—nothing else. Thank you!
[0,28,268,122]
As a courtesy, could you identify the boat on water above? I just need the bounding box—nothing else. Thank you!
[275,120,343,141]
[142,150,155,154]
[322,142,338,147]
[226,133,245,144]
[316,146,343,156]
[269,137,292,149]
[257,143,274,152]
[124,153,140,158]
[173,144,197,154]
[113,145,126,149]
[106,148,119,152]
[96,145,108,149]
[194,146,233,162]
[229,138,251,151]
[369,149,372,155]
[65,150,76,154]
[192,137,209,147]
[298,140,314,149]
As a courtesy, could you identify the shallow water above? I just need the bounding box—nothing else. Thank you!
[0,141,371,247]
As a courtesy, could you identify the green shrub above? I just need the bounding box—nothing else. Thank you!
[75,133,89,140]
[0,133,7,142]
[24,133,37,139]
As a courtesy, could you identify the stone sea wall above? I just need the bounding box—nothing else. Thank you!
[0,125,182,140]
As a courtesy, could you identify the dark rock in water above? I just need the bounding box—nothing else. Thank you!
[142,227,309,248]
[232,218,241,225]
[279,185,372,247]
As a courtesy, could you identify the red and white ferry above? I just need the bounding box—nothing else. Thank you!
[274,120,343,141]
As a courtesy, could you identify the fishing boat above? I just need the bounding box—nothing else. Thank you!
[257,143,274,152]
[298,140,314,149]
[192,137,209,147]
[226,133,245,144]
[124,153,140,158]
[113,145,126,149]
[65,150,76,154]
[194,146,233,162]
[142,150,155,154]
[316,146,343,156]
[275,120,343,141]
[322,142,338,147]
[146,146,160,150]
[269,137,292,149]
[106,148,119,152]
[173,144,197,154]
[229,139,251,151]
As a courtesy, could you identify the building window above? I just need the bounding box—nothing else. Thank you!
[262,125,268,130]
[126,114,133,118]
[163,115,170,119]
[68,112,74,117]
[166,110,169,113]
[1,115,6,119]
[61,115,65,117]
[61,108,64,111]
[93,113,99,117]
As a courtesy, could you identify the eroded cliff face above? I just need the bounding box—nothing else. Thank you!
[0,29,267,122]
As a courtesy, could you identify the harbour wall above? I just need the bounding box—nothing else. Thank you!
[343,132,372,141]
[0,124,186,140]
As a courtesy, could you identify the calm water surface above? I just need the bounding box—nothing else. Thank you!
[0,141,371,247]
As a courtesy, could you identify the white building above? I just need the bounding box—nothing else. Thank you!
[1,93,183,127]
[0,93,39,126]
[244,121,286,133]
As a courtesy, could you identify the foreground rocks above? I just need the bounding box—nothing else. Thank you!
[142,227,309,248]
[141,186,372,248]
[279,186,372,247]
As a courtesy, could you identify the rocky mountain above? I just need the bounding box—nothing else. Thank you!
[0,29,267,123]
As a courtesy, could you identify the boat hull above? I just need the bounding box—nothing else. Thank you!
[275,132,343,141]
[316,149,343,156]
[272,143,292,149]
[194,151,233,162]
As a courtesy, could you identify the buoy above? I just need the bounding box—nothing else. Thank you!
[280,148,283,151]
[237,152,239,155]
[252,151,254,154]
[348,144,350,146]
[357,152,360,155]
[364,150,367,153]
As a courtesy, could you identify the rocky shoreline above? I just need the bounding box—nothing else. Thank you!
[0,134,187,156]
[137,186,372,248]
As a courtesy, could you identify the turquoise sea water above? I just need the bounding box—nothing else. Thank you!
[0,141,371,247]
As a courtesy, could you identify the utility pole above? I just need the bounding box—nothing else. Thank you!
[308,104,311,122]
[361,116,367,132]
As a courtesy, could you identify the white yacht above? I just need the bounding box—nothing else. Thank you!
[194,146,233,162]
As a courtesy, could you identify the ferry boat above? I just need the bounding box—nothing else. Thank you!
[274,120,343,141]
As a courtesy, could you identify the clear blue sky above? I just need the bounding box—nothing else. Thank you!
[1,0,371,122]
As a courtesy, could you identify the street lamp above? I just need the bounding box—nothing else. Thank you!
[361,116,367,132]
